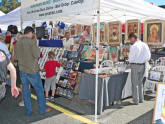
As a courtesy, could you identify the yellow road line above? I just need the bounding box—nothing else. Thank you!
[18,88,98,124]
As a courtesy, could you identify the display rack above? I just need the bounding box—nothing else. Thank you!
[56,50,79,99]
[39,47,80,100]
[39,47,64,79]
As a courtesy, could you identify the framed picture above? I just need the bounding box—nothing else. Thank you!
[88,48,104,61]
[148,70,164,82]
[125,20,141,43]
[83,25,91,40]
[80,45,91,60]
[58,27,65,36]
[69,25,76,37]
[119,45,130,61]
[52,27,58,39]
[93,23,106,44]
[76,25,83,36]
[109,47,118,62]
[108,21,122,46]
[144,20,165,47]
[153,83,165,124]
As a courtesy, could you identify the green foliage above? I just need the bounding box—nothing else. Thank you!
[0,0,21,14]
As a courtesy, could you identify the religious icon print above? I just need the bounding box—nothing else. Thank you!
[108,21,122,45]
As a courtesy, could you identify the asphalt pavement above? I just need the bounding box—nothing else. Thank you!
[0,86,155,124]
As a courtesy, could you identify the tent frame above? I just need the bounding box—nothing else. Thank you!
[95,0,100,122]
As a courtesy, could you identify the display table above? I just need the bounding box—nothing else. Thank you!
[78,72,128,114]
[78,61,95,73]
[39,40,63,47]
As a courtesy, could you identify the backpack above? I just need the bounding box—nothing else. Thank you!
[0,50,9,102]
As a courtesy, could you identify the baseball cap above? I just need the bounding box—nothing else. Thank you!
[24,26,34,34]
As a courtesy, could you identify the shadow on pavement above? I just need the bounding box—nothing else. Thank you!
[0,86,61,124]
[128,109,153,124]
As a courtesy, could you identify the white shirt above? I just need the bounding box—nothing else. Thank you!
[63,38,74,51]
[128,40,151,64]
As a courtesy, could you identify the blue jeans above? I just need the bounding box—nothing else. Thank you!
[6,78,11,86]
[19,71,46,115]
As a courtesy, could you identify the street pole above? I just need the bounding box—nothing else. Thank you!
[95,0,100,122]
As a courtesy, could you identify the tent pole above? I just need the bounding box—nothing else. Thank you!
[20,15,23,31]
[95,0,100,122]
[20,4,23,31]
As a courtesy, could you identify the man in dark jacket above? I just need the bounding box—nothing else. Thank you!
[15,26,51,115]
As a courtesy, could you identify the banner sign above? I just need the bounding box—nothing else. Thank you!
[21,0,97,21]
[153,83,165,124]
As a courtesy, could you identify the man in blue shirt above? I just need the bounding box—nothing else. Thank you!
[0,34,11,59]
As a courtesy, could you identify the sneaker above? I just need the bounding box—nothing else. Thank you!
[50,96,55,102]
[19,101,24,107]
[45,97,49,102]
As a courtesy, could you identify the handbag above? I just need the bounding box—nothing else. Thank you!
[0,83,6,102]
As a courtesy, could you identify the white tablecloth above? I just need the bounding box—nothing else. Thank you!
[122,69,132,99]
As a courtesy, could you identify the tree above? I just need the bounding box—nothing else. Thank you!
[0,0,21,14]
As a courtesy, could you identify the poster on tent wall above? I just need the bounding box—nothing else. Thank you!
[153,83,165,124]
[21,0,98,21]
[144,20,165,47]
[109,47,119,62]
[125,20,141,43]
[119,45,130,61]
[83,25,91,40]
[69,25,76,37]
[108,21,122,46]
[76,25,83,36]
[93,23,106,44]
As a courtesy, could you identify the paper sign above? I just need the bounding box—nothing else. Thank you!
[153,83,165,124]
[21,0,97,21]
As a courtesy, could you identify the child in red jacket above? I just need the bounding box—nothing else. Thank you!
[42,51,61,101]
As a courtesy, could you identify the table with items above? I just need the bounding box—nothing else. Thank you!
[78,72,129,115]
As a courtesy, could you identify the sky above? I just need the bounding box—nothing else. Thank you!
[145,0,165,5]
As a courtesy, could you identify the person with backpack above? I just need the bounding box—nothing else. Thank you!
[0,34,11,59]
[0,49,19,101]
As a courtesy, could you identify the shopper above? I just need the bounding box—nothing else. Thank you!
[63,32,74,51]
[128,33,151,105]
[0,49,19,100]
[4,31,12,50]
[11,32,25,106]
[0,33,11,59]
[42,51,61,102]
[14,26,51,115]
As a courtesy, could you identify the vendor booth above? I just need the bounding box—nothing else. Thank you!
[9,0,165,122]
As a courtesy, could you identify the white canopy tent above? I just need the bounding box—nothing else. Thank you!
[1,0,165,29]
[0,10,5,16]
[21,0,165,24]
[21,0,165,123]
[0,10,6,31]
[0,7,22,30]
[0,7,42,31]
